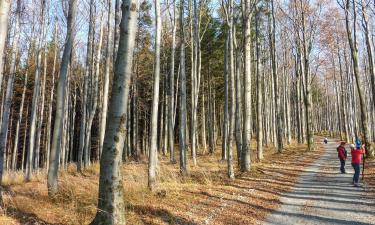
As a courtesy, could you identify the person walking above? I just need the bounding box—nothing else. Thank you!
[350,140,365,187]
[337,141,347,173]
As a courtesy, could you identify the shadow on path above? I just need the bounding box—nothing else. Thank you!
[263,139,375,225]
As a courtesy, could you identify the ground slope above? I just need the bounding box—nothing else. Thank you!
[0,140,329,225]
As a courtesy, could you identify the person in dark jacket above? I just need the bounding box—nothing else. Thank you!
[350,141,365,187]
[337,141,347,174]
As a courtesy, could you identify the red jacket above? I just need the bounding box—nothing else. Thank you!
[351,147,365,164]
[337,146,347,160]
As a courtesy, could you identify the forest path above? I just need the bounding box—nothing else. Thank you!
[262,139,375,225]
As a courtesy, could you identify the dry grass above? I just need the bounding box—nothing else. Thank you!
[1,139,324,225]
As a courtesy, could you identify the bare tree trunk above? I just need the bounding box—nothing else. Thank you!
[84,20,103,164]
[227,3,235,179]
[114,0,121,60]
[167,0,176,163]
[0,0,11,96]
[90,1,139,223]
[361,1,375,117]
[21,105,29,172]
[0,0,20,181]
[222,37,229,162]
[34,46,48,170]
[26,4,46,181]
[300,0,314,151]
[47,0,78,196]
[46,23,58,170]
[342,0,373,157]
[13,70,27,171]
[255,7,263,161]
[99,0,113,159]
[201,92,207,153]
[269,0,283,152]
[78,0,95,172]
[179,0,187,176]
[241,0,253,172]
[148,0,162,191]
[234,31,242,165]
[190,0,197,166]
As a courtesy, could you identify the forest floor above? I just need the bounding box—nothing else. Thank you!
[0,137,373,225]
[262,139,375,225]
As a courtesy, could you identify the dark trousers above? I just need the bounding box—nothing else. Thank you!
[352,163,361,183]
[340,159,346,173]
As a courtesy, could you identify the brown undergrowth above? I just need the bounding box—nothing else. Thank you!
[0,139,325,225]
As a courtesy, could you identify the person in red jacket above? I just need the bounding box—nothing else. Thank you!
[337,142,347,173]
[350,141,365,187]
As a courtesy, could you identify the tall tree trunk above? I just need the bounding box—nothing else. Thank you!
[34,44,48,170]
[270,0,283,152]
[361,1,375,118]
[222,37,229,162]
[0,0,20,181]
[47,0,78,196]
[167,0,176,163]
[234,33,242,165]
[241,0,252,172]
[26,3,46,181]
[90,1,139,223]
[148,0,162,191]
[343,0,373,157]
[21,105,29,172]
[255,7,263,160]
[179,0,187,176]
[85,20,103,164]
[99,0,113,159]
[190,0,198,166]
[46,22,58,170]
[12,70,27,171]
[78,0,95,172]
[227,1,235,179]
[300,0,314,151]
[201,92,207,153]
[0,0,11,96]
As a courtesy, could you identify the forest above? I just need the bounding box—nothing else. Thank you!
[0,0,374,224]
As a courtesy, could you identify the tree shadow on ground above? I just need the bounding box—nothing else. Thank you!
[6,207,61,225]
[130,204,198,225]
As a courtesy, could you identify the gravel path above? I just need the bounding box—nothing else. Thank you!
[263,139,375,225]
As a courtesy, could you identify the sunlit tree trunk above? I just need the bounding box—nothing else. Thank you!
[167,0,176,163]
[299,0,314,151]
[34,45,48,170]
[90,1,139,223]
[99,0,113,159]
[21,105,29,172]
[179,0,187,176]
[45,22,58,170]
[78,0,95,171]
[47,0,78,196]
[148,0,162,191]
[26,3,46,181]
[361,1,375,114]
[269,0,283,152]
[0,0,20,181]
[0,0,11,96]
[12,69,27,171]
[241,0,253,172]
[342,0,373,157]
[255,7,263,161]
[234,31,242,165]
